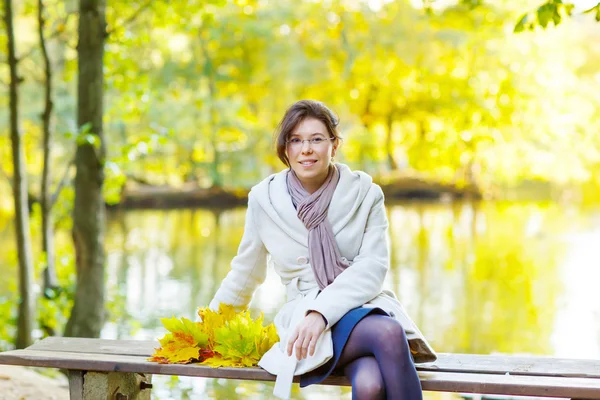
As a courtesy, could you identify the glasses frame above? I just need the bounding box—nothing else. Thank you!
[285,136,335,148]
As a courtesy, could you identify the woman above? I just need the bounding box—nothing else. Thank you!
[209,100,436,399]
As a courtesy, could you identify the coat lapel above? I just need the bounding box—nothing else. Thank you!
[253,170,308,247]
[328,164,372,235]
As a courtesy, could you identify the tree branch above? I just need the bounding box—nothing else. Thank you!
[50,158,74,208]
[106,0,152,37]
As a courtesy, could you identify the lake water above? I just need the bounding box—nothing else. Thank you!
[1,199,600,399]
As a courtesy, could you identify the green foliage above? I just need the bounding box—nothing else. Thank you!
[0,244,74,350]
[38,287,74,338]
[74,123,100,148]
[583,3,600,21]
[514,0,574,32]
[103,161,127,205]
[0,294,17,351]
[515,0,600,31]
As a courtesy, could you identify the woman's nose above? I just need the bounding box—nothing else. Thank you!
[301,142,313,154]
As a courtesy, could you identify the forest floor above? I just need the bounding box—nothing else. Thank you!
[0,365,68,400]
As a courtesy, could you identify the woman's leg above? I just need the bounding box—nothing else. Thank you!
[343,356,385,400]
[336,314,423,400]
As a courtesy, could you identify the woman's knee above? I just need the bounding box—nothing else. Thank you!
[374,316,410,355]
[347,357,385,400]
[354,378,385,400]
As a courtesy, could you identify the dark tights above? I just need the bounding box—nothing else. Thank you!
[336,315,423,400]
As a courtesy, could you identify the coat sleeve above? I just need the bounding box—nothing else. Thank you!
[306,186,389,328]
[209,193,268,311]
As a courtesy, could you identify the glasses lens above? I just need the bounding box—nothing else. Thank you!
[287,137,329,148]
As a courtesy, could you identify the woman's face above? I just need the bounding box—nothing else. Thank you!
[286,117,337,194]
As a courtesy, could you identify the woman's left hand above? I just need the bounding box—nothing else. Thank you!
[287,311,326,360]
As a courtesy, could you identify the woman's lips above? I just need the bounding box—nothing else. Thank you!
[299,160,317,168]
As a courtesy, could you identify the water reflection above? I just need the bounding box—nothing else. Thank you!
[399,202,560,354]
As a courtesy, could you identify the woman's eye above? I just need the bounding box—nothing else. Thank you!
[312,138,325,144]
[289,138,301,144]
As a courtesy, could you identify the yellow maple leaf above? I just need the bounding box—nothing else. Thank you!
[198,304,237,326]
[197,304,238,344]
[149,316,211,364]
[201,354,244,368]
[210,311,279,367]
[150,333,201,364]
[160,316,209,347]
[256,323,279,355]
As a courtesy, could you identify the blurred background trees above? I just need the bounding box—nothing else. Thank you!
[1,0,599,352]
[2,0,599,199]
[1,2,600,397]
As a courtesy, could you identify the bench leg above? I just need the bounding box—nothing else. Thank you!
[68,370,152,400]
[68,370,85,400]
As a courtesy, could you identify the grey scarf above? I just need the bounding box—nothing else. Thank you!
[286,164,350,289]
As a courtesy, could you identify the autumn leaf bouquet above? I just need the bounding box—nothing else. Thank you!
[148,304,279,367]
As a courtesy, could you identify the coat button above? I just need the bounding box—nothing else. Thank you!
[297,256,308,264]
[341,257,347,263]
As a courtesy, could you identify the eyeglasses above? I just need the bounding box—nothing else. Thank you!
[285,137,334,149]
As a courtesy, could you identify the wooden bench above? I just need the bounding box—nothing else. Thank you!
[0,337,599,399]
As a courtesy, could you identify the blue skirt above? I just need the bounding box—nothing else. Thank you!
[300,306,387,387]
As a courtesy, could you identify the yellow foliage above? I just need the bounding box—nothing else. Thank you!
[196,304,238,346]
[149,304,279,368]
[210,311,273,367]
[149,331,204,364]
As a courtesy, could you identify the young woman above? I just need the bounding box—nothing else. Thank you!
[209,100,436,399]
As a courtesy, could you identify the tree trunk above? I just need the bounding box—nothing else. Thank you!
[64,0,107,338]
[4,0,36,349]
[38,0,59,293]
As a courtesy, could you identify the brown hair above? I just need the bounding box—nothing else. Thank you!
[275,100,342,167]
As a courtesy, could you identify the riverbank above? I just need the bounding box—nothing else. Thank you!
[0,365,68,400]
[115,173,481,209]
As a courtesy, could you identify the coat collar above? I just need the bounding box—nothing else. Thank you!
[252,163,373,248]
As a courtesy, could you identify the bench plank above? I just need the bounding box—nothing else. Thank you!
[24,337,600,380]
[427,354,600,379]
[27,337,157,357]
[1,349,600,398]
[0,349,273,380]
[417,371,600,399]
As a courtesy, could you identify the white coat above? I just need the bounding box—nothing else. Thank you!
[209,163,436,399]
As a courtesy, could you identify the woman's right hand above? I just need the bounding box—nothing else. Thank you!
[286,311,326,360]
